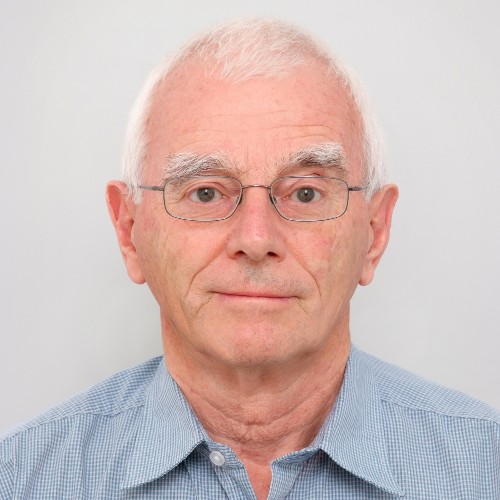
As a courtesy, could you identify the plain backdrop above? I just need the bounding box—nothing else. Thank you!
[1,0,499,432]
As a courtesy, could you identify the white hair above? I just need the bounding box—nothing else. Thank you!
[122,17,387,203]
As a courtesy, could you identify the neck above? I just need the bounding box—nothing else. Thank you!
[171,346,349,452]
[162,326,350,499]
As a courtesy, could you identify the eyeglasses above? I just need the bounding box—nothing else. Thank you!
[139,175,367,222]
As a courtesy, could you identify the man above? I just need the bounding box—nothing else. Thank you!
[1,17,499,499]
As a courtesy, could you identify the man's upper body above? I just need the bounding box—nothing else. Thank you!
[1,347,498,499]
[1,17,499,499]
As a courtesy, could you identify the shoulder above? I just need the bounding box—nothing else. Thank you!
[0,356,164,497]
[354,347,500,470]
[357,349,499,423]
[0,356,163,444]
[352,349,500,496]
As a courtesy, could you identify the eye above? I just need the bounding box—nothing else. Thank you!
[188,186,222,203]
[292,186,321,203]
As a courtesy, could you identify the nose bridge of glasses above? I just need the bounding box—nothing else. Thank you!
[240,183,272,191]
[239,183,275,206]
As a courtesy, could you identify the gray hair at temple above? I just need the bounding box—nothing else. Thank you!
[122,17,387,203]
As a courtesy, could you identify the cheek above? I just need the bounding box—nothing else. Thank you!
[300,220,368,293]
[137,220,223,307]
[287,226,340,298]
[132,217,182,305]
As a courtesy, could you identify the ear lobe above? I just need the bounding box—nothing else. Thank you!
[359,184,399,286]
[106,181,146,284]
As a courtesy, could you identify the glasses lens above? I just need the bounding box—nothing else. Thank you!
[271,177,348,221]
[163,176,241,221]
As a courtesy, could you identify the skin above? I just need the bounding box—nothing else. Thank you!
[107,60,398,499]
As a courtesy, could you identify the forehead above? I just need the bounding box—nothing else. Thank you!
[144,63,363,180]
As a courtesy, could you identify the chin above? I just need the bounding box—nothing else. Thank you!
[208,324,310,368]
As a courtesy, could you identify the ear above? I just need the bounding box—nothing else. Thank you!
[106,181,146,284]
[359,184,399,286]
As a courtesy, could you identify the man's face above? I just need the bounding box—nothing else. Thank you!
[111,63,394,369]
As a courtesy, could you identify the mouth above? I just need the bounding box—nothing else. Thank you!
[213,291,295,304]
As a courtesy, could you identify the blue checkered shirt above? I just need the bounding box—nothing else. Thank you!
[1,347,499,499]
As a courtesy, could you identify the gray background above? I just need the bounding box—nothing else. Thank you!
[1,0,499,432]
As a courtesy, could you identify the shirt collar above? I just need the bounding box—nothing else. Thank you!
[317,346,405,497]
[122,348,405,496]
[121,359,205,489]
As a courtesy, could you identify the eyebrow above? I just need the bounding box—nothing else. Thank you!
[161,142,348,182]
[282,142,348,178]
[162,152,239,182]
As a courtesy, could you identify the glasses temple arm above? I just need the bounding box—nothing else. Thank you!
[138,185,164,191]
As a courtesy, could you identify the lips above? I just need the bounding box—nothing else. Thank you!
[205,273,306,301]
[216,291,293,299]
[212,291,296,308]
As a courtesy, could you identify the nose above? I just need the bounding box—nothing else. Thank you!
[225,186,287,262]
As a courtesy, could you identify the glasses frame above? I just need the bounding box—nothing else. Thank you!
[139,175,367,222]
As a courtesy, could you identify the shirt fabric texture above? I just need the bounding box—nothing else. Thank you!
[1,346,499,499]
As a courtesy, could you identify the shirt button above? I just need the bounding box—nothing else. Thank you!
[209,450,225,466]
